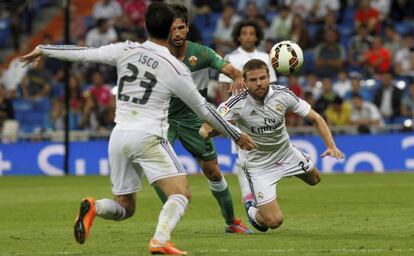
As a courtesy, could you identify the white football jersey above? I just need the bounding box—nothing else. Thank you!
[218,47,277,83]
[40,41,240,141]
[218,84,310,165]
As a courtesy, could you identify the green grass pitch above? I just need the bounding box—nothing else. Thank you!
[1,174,414,255]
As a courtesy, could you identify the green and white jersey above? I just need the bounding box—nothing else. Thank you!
[169,41,228,122]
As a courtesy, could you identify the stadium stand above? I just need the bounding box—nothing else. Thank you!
[0,0,413,141]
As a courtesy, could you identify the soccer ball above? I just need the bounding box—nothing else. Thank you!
[269,40,303,75]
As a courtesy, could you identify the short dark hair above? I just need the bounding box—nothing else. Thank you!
[170,4,189,24]
[232,19,264,47]
[351,92,362,99]
[242,59,269,79]
[145,2,174,39]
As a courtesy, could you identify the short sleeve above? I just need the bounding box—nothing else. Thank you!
[283,89,311,117]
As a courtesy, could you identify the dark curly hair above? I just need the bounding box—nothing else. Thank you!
[231,19,264,47]
[170,3,189,24]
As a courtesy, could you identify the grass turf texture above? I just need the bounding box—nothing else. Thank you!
[1,174,413,256]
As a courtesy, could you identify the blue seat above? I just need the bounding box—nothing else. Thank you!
[395,22,411,35]
[13,99,34,112]
[0,18,10,48]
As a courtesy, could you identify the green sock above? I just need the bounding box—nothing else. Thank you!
[210,178,235,225]
[153,185,168,204]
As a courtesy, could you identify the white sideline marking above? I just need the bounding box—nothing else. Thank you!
[203,248,414,253]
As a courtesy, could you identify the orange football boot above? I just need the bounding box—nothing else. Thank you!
[149,239,187,255]
[73,197,96,244]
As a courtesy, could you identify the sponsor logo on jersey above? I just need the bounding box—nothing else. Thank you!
[250,109,257,115]
[218,105,229,116]
[188,55,198,66]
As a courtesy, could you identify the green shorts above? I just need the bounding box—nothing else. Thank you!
[168,118,217,161]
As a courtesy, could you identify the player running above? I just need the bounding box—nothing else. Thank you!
[152,4,252,234]
[21,3,257,255]
[200,59,344,232]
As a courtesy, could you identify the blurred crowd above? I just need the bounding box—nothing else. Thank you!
[0,0,414,140]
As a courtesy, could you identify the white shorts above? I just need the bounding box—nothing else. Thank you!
[240,146,314,206]
[108,129,186,195]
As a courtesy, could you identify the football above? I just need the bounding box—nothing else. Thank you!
[269,40,304,75]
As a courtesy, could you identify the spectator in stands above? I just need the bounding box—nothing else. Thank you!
[237,0,269,12]
[314,11,338,45]
[350,92,384,133]
[1,41,31,98]
[70,5,87,43]
[284,0,313,20]
[370,0,391,20]
[193,0,223,15]
[86,71,113,110]
[308,0,340,24]
[314,29,346,77]
[213,4,240,54]
[269,5,292,42]
[287,75,303,97]
[389,0,414,22]
[354,0,380,34]
[315,77,337,116]
[348,24,373,70]
[373,72,403,122]
[361,36,392,76]
[85,18,118,47]
[289,14,312,50]
[119,0,148,27]
[333,70,352,98]
[382,24,402,60]
[401,82,414,119]
[394,33,414,79]
[80,91,102,132]
[92,0,122,25]
[0,84,14,130]
[325,95,351,127]
[344,72,371,101]
[303,73,322,99]
[116,15,147,42]
[47,98,65,131]
[21,58,51,101]
[100,96,116,130]
[243,2,260,20]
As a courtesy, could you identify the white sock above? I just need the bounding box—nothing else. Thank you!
[153,194,188,243]
[95,199,126,220]
[208,176,228,192]
[236,164,252,199]
[248,206,263,227]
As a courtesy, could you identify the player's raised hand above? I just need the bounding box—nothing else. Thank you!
[321,147,344,160]
[20,46,43,67]
[228,76,247,95]
[199,123,214,139]
[236,132,257,151]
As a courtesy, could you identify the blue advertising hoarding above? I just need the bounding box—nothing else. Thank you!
[0,134,413,176]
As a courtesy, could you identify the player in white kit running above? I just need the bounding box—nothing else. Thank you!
[200,59,344,232]
[21,3,257,255]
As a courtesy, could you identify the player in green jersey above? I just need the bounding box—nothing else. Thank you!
[153,4,253,234]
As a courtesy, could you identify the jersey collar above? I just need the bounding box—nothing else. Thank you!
[238,46,258,56]
[143,40,171,55]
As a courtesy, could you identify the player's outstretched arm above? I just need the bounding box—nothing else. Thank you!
[306,109,344,160]
[21,43,124,67]
[221,64,246,94]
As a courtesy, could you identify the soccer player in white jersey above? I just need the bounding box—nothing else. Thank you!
[218,19,277,206]
[21,3,257,255]
[200,59,344,232]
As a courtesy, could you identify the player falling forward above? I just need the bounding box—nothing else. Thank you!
[21,3,256,255]
[218,19,277,205]
[200,59,344,232]
[152,4,252,234]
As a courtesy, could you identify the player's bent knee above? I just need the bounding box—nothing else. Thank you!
[265,216,283,229]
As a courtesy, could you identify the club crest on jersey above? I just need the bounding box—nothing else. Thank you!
[218,105,229,116]
[188,55,198,66]
[275,104,284,113]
